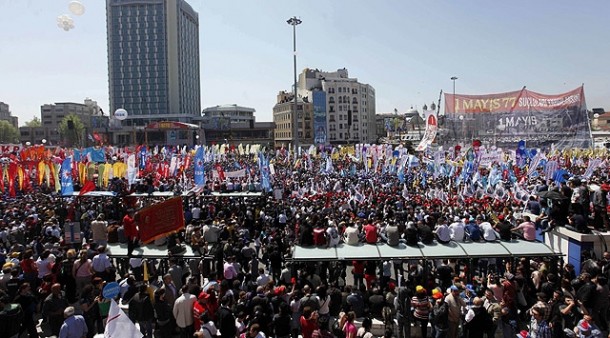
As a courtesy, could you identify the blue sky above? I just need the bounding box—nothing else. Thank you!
[1,0,609,125]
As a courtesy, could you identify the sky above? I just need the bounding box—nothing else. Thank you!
[1,0,609,126]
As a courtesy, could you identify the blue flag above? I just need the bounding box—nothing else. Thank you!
[60,157,74,196]
[259,152,271,192]
[194,147,205,187]
[139,146,148,170]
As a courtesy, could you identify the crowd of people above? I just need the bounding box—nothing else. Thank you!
[0,146,610,338]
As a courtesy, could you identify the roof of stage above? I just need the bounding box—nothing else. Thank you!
[292,240,561,261]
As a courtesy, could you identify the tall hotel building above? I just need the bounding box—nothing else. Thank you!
[106,0,201,127]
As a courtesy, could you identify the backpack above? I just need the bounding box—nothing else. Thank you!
[331,317,346,338]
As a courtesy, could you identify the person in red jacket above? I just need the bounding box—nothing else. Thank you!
[123,209,138,257]
[363,221,378,244]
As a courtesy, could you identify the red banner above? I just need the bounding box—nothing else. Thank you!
[136,197,185,244]
[443,86,589,148]
[445,86,584,114]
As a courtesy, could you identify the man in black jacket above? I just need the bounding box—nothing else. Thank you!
[575,272,596,315]
[129,284,154,338]
[216,295,236,338]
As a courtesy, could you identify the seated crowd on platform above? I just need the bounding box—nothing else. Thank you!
[0,146,610,338]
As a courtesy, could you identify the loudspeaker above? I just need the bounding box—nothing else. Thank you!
[67,120,75,130]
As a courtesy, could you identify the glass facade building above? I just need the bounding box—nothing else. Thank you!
[106,0,200,126]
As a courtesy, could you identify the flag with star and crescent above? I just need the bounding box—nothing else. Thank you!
[60,157,74,196]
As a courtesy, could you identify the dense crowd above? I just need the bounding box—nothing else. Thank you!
[1,148,610,338]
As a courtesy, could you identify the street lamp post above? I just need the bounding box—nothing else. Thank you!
[287,16,302,151]
[450,76,458,143]
[450,76,458,104]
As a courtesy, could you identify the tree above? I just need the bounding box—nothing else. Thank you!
[24,116,41,127]
[0,120,19,143]
[58,114,85,147]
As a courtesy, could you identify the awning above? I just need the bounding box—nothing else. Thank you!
[292,239,561,261]
[337,243,380,260]
[292,246,338,261]
[459,241,511,258]
[498,240,559,257]
[419,241,467,259]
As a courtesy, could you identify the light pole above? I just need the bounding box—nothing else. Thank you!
[450,76,458,143]
[287,16,302,151]
[450,76,458,111]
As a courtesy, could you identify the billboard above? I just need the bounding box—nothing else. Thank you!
[444,86,589,148]
[313,91,327,144]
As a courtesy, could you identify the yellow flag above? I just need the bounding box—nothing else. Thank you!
[103,163,112,187]
[17,167,24,190]
[38,161,45,185]
[143,259,149,281]
[79,162,86,184]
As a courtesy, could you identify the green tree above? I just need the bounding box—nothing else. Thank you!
[0,120,20,143]
[58,114,85,147]
[24,116,41,127]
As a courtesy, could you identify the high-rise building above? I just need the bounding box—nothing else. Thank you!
[0,102,18,128]
[296,68,376,145]
[106,0,200,127]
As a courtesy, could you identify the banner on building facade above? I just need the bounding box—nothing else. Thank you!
[415,109,438,151]
[313,91,327,145]
[136,197,185,244]
[444,86,589,148]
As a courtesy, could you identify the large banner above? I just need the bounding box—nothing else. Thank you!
[313,91,327,145]
[415,109,439,151]
[136,197,185,244]
[445,86,589,148]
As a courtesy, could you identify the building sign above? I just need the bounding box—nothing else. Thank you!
[147,121,198,130]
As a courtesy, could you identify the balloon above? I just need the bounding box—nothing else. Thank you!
[56,14,75,31]
[114,108,128,120]
[69,1,86,16]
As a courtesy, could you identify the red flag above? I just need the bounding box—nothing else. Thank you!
[23,169,31,192]
[79,180,96,196]
[162,163,169,178]
[137,197,185,244]
[0,168,4,193]
[8,163,18,197]
[183,155,191,172]
[215,164,225,181]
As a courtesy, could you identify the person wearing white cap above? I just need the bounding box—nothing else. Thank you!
[59,306,88,338]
